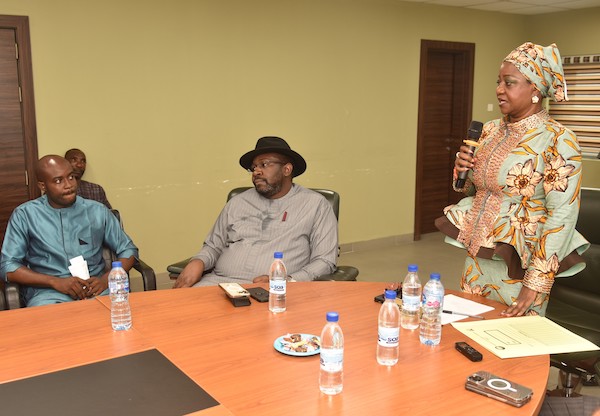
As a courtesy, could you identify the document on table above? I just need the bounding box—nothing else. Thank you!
[441,294,495,325]
[452,315,600,359]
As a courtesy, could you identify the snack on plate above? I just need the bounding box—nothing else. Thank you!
[280,334,320,353]
[285,333,302,343]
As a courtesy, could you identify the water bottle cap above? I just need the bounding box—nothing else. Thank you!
[326,311,339,322]
[430,273,441,280]
[112,261,123,268]
[274,252,283,259]
[408,264,418,272]
[384,289,397,299]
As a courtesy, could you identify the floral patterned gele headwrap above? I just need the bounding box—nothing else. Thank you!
[504,42,568,102]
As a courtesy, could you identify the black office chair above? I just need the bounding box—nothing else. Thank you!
[167,187,359,282]
[545,188,600,396]
[0,281,6,310]
[2,209,157,309]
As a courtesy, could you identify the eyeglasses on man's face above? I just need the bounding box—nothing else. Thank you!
[247,160,286,173]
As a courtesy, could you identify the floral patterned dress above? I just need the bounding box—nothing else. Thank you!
[435,110,589,315]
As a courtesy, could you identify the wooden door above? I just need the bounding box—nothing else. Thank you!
[0,15,38,244]
[414,40,474,239]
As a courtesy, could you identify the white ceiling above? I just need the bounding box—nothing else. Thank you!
[400,0,600,15]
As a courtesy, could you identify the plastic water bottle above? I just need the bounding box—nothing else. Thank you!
[268,252,287,313]
[420,273,444,346]
[108,261,132,330]
[377,289,400,366]
[401,264,421,330]
[319,311,344,395]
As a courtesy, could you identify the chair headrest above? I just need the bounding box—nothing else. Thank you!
[578,188,600,244]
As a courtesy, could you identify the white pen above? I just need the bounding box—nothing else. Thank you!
[442,310,485,320]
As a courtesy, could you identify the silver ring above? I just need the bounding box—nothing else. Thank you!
[511,301,517,306]
[456,152,460,158]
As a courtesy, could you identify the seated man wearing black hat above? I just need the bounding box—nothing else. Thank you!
[173,137,338,288]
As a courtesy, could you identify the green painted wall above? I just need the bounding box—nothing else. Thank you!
[0,0,597,273]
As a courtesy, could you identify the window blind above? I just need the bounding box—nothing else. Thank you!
[549,54,600,158]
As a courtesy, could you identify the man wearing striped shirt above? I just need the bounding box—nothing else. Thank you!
[173,137,338,288]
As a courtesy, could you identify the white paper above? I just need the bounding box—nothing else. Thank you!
[69,256,90,280]
[451,315,600,359]
[441,294,495,325]
[69,255,85,265]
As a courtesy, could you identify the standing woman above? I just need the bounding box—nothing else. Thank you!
[435,42,589,317]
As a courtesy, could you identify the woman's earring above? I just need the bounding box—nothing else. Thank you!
[531,95,540,104]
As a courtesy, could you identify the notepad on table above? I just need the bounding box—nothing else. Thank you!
[452,315,600,359]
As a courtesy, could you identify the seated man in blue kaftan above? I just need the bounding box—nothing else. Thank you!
[0,155,138,307]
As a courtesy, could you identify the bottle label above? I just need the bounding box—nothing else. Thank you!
[402,294,420,312]
[109,280,129,293]
[269,279,286,295]
[378,326,400,347]
[423,293,443,308]
[320,348,343,372]
[109,273,129,295]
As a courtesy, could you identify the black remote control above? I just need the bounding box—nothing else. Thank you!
[455,341,483,362]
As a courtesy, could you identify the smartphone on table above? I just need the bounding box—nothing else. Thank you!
[247,287,269,303]
[465,371,533,407]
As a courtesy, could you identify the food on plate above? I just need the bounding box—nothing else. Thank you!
[280,333,320,353]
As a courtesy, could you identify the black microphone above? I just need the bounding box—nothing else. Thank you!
[455,121,483,189]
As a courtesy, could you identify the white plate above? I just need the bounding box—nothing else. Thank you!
[273,333,320,357]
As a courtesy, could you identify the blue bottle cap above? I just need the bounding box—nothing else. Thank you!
[274,252,283,259]
[430,273,441,280]
[326,312,339,322]
[112,261,123,268]
[384,289,397,299]
[408,264,418,272]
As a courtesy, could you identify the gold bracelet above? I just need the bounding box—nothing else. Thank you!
[523,270,554,294]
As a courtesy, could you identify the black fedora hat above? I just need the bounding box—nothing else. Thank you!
[239,136,307,177]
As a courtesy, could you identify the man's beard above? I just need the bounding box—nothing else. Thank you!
[254,179,282,198]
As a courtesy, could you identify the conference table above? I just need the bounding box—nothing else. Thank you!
[0,282,549,415]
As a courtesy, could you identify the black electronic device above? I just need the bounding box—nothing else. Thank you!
[455,120,483,188]
[218,283,251,307]
[247,287,269,303]
[455,341,483,362]
[374,287,402,303]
